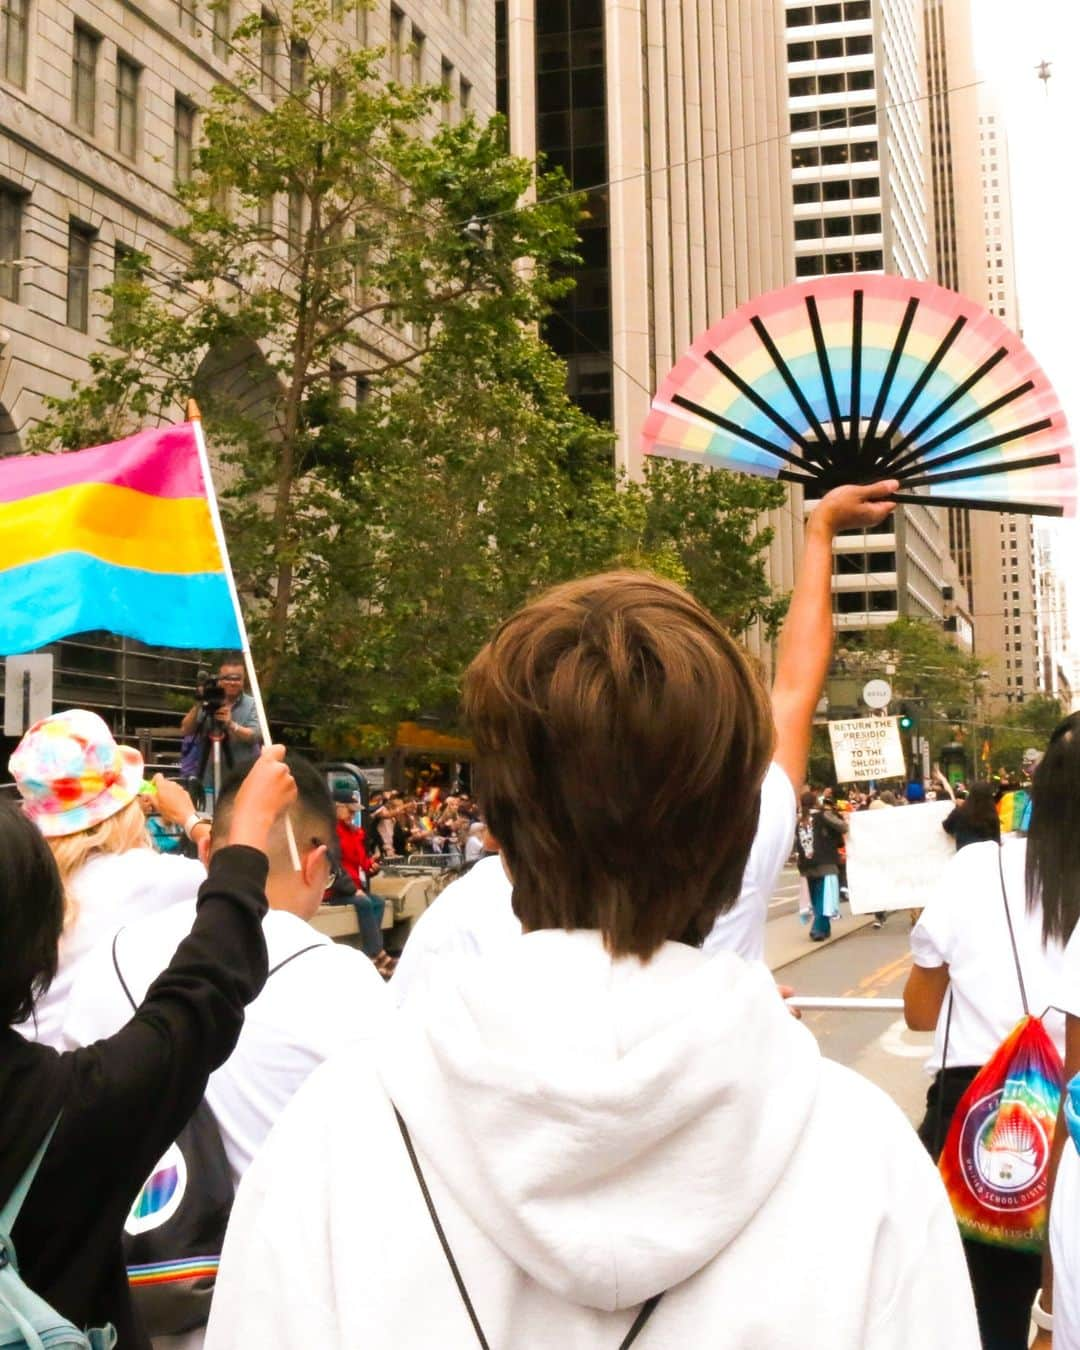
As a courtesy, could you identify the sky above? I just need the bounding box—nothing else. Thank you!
[970,0,1080,656]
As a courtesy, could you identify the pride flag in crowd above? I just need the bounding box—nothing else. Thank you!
[0,422,242,654]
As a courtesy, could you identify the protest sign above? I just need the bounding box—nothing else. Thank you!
[846,800,955,914]
[828,716,906,783]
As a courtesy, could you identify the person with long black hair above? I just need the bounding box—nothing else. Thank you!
[942,782,1001,852]
[1027,714,1080,1349]
[904,715,1078,1350]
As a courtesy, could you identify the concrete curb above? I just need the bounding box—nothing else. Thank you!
[768,913,880,974]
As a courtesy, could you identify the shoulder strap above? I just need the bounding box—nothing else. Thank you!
[0,1116,61,1236]
[268,943,323,978]
[112,927,322,1015]
[393,1108,662,1349]
[997,845,1030,1016]
[112,929,138,1013]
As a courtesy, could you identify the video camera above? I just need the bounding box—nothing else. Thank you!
[195,670,229,717]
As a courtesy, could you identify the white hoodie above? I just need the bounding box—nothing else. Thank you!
[207,931,978,1349]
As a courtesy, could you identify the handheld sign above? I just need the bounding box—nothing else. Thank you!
[846,800,955,914]
[828,716,906,784]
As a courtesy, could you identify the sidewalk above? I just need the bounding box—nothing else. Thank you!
[766,908,877,973]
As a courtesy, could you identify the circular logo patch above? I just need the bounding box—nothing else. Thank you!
[125,1142,187,1236]
[958,1090,1049,1214]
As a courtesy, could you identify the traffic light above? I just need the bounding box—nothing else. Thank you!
[898,703,916,732]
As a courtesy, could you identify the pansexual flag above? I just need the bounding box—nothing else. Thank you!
[0,422,243,654]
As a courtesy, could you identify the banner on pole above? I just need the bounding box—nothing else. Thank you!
[827,716,906,783]
[847,800,955,914]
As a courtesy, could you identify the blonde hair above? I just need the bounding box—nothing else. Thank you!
[48,798,152,928]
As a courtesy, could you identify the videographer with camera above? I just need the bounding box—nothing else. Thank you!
[180,658,262,797]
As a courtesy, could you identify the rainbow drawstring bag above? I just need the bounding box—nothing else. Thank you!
[938,1015,1063,1252]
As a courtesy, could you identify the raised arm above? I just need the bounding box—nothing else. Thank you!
[57,748,296,1195]
[771,481,899,792]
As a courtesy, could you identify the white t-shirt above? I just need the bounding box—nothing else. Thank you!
[18,849,206,1050]
[63,901,390,1183]
[391,763,797,1007]
[701,762,796,963]
[909,837,1066,1072]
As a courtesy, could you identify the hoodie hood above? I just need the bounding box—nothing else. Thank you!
[378,929,820,1312]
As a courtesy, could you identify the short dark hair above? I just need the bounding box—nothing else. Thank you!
[0,800,66,1027]
[211,753,334,867]
[1028,713,1080,944]
[464,571,774,960]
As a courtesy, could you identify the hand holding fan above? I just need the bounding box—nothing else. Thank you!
[641,275,1075,517]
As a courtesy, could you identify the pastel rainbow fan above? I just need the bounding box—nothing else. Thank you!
[641,275,1076,517]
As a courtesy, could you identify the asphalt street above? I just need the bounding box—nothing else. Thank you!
[765,866,934,1128]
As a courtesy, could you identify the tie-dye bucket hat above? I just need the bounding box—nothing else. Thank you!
[10,709,144,838]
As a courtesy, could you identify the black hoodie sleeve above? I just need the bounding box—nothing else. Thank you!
[7,845,269,1346]
[56,844,270,1177]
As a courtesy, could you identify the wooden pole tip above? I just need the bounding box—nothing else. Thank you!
[186,398,202,422]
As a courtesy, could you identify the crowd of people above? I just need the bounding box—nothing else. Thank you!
[0,475,1077,1349]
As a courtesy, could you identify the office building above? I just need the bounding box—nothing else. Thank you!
[0,0,494,734]
[785,0,949,636]
[497,0,802,664]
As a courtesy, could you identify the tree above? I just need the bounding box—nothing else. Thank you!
[834,618,986,764]
[983,694,1066,778]
[28,1,789,739]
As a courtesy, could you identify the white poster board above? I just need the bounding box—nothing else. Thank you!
[846,800,955,914]
[828,716,906,783]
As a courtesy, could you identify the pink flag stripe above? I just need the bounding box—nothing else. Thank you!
[0,423,207,504]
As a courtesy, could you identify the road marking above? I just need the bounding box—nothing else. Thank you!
[879,1018,933,1060]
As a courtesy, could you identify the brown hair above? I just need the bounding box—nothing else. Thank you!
[463,571,774,960]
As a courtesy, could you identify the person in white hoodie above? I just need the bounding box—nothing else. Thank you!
[207,481,979,1350]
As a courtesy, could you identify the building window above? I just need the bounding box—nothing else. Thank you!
[460,76,471,113]
[72,24,99,135]
[111,242,141,332]
[67,221,94,332]
[174,95,195,182]
[178,0,198,35]
[795,255,824,277]
[410,25,424,85]
[213,0,230,58]
[260,9,278,97]
[0,186,22,301]
[116,55,139,160]
[389,6,403,81]
[459,0,468,30]
[289,38,308,94]
[0,0,28,89]
[440,58,453,121]
[257,194,274,235]
[287,188,303,253]
[786,4,812,23]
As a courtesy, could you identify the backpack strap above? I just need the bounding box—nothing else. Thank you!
[997,845,1030,1016]
[111,928,322,1014]
[393,1108,662,1349]
[0,1116,61,1237]
[268,944,323,978]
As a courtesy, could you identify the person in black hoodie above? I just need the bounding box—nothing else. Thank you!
[0,744,295,1348]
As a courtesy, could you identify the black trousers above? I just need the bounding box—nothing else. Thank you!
[918,1068,1041,1350]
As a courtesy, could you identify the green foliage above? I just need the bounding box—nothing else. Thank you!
[983,694,1067,778]
[28,0,789,740]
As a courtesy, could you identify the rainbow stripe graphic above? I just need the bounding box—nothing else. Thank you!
[642,275,1075,517]
[939,1015,1063,1252]
[127,1256,220,1288]
[0,423,242,653]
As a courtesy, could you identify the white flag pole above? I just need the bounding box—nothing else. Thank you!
[187,400,302,870]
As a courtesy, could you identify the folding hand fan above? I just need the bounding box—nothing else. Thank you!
[641,275,1075,517]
